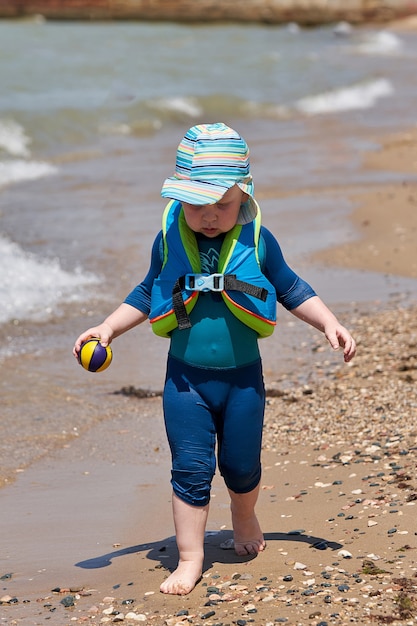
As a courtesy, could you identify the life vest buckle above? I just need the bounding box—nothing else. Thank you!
[185,273,224,292]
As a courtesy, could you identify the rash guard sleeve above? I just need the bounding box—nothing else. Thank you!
[123,231,163,314]
[260,226,316,310]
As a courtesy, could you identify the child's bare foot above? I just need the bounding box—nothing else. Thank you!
[160,559,202,595]
[232,513,266,556]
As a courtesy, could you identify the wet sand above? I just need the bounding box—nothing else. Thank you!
[313,126,417,279]
[1,118,417,623]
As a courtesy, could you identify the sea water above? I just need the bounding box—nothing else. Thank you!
[1,19,417,371]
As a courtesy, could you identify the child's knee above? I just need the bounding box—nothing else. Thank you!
[221,463,261,494]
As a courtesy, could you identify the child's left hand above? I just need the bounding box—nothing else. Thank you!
[324,323,356,362]
[290,297,356,363]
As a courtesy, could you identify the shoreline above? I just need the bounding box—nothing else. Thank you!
[312,126,417,279]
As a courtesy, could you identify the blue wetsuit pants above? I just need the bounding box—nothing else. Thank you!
[163,355,265,507]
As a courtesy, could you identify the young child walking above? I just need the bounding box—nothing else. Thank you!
[73,123,356,596]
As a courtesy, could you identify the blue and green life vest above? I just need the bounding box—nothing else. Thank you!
[149,200,277,338]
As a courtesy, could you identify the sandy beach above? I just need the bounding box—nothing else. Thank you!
[1,72,417,626]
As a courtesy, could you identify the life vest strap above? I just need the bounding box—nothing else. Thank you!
[223,275,268,302]
[172,274,268,331]
[172,279,192,330]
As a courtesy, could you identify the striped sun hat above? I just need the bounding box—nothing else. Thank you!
[161,123,258,224]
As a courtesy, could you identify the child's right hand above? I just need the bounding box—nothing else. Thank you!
[73,322,114,360]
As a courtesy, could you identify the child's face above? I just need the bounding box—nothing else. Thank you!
[181,185,248,238]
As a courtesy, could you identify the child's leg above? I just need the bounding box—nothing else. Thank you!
[228,484,266,555]
[160,493,209,595]
[217,362,265,556]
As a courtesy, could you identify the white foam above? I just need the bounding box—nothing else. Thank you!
[355,30,403,55]
[0,235,100,325]
[286,22,301,35]
[0,159,58,188]
[99,122,132,136]
[0,119,32,158]
[294,78,393,115]
[244,100,291,120]
[333,21,354,37]
[150,96,203,118]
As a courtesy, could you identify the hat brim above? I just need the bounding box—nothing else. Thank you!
[161,177,257,225]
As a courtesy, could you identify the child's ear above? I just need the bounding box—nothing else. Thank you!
[241,192,249,203]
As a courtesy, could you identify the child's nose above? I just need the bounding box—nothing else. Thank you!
[202,207,217,223]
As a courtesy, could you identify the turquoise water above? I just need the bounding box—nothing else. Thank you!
[1,20,417,155]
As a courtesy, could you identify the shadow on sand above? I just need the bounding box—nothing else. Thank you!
[75,530,343,574]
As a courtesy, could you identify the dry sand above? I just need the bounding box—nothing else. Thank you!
[1,121,417,624]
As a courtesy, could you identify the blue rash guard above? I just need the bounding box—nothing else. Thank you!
[124,224,317,506]
[124,225,316,369]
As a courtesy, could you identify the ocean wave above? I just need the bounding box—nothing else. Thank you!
[0,118,31,158]
[0,159,58,188]
[100,82,394,132]
[242,100,292,120]
[294,78,393,115]
[96,97,203,138]
[98,95,256,137]
[149,96,203,119]
[353,30,403,55]
[0,234,99,325]
[140,82,394,124]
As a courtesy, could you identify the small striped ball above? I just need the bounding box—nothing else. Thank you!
[78,339,113,372]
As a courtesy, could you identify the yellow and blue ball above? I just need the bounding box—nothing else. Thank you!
[78,339,113,372]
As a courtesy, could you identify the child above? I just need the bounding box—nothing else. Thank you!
[73,123,356,596]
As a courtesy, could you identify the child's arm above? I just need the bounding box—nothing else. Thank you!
[73,232,164,360]
[72,303,148,359]
[290,295,356,363]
